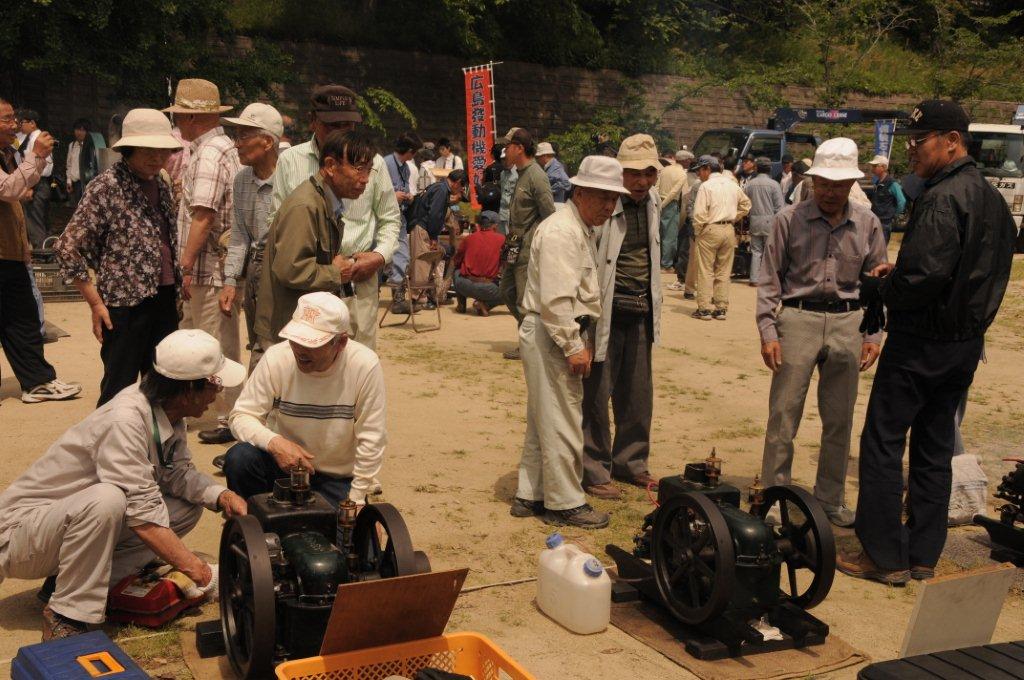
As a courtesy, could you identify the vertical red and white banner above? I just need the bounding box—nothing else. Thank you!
[463,64,496,208]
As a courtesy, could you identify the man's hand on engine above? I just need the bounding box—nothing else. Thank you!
[267,436,316,473]
[218,490,247,517]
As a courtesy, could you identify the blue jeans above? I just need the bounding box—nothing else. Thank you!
[453,270,503,309]
[749,234,767,284]
[659,201,680,268]
[387,228,411,285]
[223,442,352,508]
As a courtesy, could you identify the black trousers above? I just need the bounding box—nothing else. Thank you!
[674,219,693,284]
[25,179,51,250]
[855,332,983,570]
[0,259,55,391]
[98,285,178,406]
[581,311,654,486]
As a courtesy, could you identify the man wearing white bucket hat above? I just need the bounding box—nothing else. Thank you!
[512,155,629,530]
[756,137,887,528]
[535,141,571,204]
[0,329,247,640]
[166,78,243,442]
[225,292,386,508]
[58,109,184,406]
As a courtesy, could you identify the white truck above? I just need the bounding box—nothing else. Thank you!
[968,120,1023,230]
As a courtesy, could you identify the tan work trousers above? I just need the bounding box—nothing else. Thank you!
[516,314,587,511]
[695,223,736,311]
[181,283,241,420]
[760,306,863,508]
[0,484,202,623]
[684,235,698,294]
[345,276,380,350]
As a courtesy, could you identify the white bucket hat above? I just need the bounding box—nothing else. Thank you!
[806,138,864,181]
[153,329,245,387]
[535,142,555,157]
[279,292,352,348]
[570,156,630,195]
[868,154,890,167]
[111,109,182,150]
[222,103,284,140]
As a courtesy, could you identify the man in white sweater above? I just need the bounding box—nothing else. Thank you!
[224,292,386,506]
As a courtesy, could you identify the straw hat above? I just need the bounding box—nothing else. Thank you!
[805,138,864,181]
[570,156,630,195]
[163,78,232,114]
[617,134,660,172]
[111,109,182,150]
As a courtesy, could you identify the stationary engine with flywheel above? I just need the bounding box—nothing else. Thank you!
[218,470,430,678]
[608,450,836,659]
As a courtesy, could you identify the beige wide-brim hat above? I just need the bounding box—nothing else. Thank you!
[570,155,630,195]
[222,102,284,139]
[805,137,864,181]
[617,133,661,171]
[111,109,182,150]
[163,78,233,114]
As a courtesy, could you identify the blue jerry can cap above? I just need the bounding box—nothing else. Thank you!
[546,532,564,549]
[583,558,604,577]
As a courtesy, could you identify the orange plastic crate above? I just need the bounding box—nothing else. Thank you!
[275,632,535,680]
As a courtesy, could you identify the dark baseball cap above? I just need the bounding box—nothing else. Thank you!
[894,99,970,136]
[499,127,532,147]
[742,152,756,161]
[478,210,499,226]
[310,85,362,124]
[781,153,794,163]
[692,154,720,171]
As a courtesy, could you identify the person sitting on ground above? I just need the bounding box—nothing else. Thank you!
[407,168,467,309]
[0,329,247,641]
[224,292,386,508]
[453,210,506,315]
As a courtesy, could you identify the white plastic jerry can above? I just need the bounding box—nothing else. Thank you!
[536,533,611,634]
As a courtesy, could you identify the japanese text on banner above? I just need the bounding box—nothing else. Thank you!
[464,68,494,208]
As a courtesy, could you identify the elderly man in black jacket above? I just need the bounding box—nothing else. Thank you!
[839,100,1017,585]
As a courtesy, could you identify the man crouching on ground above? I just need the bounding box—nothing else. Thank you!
[511,156,630,530]
[224,292,385,507]
[0,329,248,641]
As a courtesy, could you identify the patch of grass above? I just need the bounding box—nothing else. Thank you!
[712,418,763,440]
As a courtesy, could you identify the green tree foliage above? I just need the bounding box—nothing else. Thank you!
[1,0,292,104]
[357,87,418,138]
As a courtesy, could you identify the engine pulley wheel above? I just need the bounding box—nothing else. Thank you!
[651,492,736,626]
[755,484,835,609]
[352,503,425,579]
[219,515,277,679]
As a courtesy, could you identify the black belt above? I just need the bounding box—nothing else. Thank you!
[782,298,861,313]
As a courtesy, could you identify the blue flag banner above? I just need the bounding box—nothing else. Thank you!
[875,119,897,159]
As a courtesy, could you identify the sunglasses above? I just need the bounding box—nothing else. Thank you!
[905,132,942,150]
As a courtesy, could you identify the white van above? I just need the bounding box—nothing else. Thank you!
[968,123,1024,229]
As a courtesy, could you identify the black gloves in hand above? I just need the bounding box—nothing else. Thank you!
[859,274,885,334]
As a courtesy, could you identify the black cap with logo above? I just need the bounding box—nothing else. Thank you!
[310,85,363,124]
[894,99,971,136]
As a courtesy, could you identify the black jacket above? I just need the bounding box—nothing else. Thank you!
[410,179,451,240]
[882,156,1016,341]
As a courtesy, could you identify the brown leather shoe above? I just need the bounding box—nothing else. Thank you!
[615,472,659,490]
[910,565,935,580]
[585,482,622,500]
[473,300,491,317]
[836,551,909,585]
[42,605,88,642]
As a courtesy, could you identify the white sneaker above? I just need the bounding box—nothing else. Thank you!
[666,281,684,291]
[22,379,83,403]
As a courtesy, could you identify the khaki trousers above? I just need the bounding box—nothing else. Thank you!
[0,484,202,623]
[684,235,698,294]
[760,306,863,508]
[408,225,437,291]
[695,223,736,311]
[181,283,241,420]
[516,314,586,511]
[345,277,380,350]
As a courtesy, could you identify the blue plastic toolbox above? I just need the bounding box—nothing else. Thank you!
[11,630,148,679]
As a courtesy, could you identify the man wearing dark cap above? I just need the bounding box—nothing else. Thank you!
[496,127,555,359]
[840,100,1017,585]
[774,154,794,194]
[452,210,506,315]
[270,85,401,350]
[737,152,757,186]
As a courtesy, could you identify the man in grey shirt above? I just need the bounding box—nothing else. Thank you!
[756,138,887,527]
[743,157,784,286]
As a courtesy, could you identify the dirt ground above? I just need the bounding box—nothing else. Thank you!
[1,258,1023,679]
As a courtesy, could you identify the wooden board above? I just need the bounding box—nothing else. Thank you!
[900,562,1017,658]
[319,568,469,656]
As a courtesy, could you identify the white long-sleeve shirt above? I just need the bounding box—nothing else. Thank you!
[692,172,751,233]
[229,340,386,502]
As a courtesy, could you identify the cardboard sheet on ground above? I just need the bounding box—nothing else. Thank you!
[610,600,867,680]
[320,568,469,655]
[900,562,1017,658]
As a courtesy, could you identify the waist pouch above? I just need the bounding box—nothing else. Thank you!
[612,290,650,315]
[501,233,522,265]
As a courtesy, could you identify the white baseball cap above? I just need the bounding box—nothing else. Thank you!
[153,329,246,387]
[868,154,890,167]
[112,109,182,150]
[570,155,631,195]
[805,138,864,181]
[279,292,352,348]
[535,142,555,156]
[222,103,284,140]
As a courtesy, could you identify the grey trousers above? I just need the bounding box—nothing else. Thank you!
[582,313,653,486]
[760,306,862,508]
[0,484,203,623]
[516,314,586,511]
[453,271,503,309]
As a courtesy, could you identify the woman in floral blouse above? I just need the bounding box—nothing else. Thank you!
[56,109,182,406]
